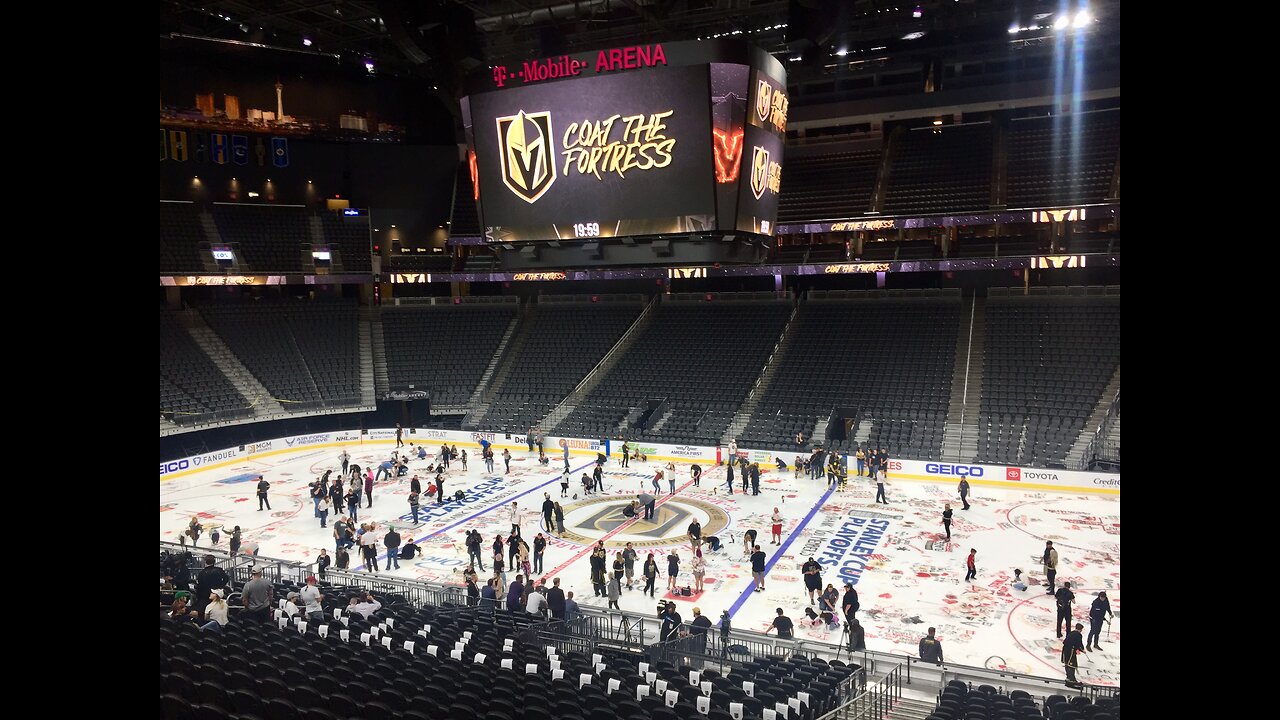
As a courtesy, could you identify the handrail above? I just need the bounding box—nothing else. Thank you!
[816,663,902,720]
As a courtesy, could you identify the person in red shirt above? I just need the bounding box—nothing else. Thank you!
[964,548,977,582]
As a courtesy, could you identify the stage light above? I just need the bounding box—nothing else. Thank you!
[1073,11,1092,28]
[1053,15,1069,30]
[912,5,922,18]
[365,60,375,73]
[302,37,312,47]
[835,49,849,56]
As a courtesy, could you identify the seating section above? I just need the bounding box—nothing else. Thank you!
[741,292,960,460]
[160,595,857,720]
[211,205,312,272]
[976,290,1120,468]
[159,310,249,424]
[319,213,373,272]
[479,298,644,432]
[558,295,791,445]
[199,299,362,409]
[382,302,517,406]
[928,680,1120,720]
[160,202,208,273]
[1007,110,1120,208]
[883,124,993,215]
[777,150,881,223]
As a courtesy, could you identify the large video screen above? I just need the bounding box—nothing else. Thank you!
[466,66,715,242]
[463,41,785,243]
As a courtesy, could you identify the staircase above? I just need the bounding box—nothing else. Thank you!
[1065,366,1121,467]
[198,212,222,245]
[648,408,675,434]
[722,299,801,444]
[185,315,287,418]
[461,309,526,429]
[357,307,377,407]
[369,308,389,398]
[308,216,326,244]
[884,697,938,720]
[541,295,659,433]
[941,294,985,462]
[849,415,870,443]
[814,415,834,444]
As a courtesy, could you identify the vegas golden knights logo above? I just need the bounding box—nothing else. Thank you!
[751,146,770,200]
[496,110,556,204]
[756,79,773,122]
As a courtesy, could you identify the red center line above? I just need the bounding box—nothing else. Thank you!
[538,468,718,582]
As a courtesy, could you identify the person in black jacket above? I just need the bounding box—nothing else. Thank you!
[383,526,401,570]
[691,463,702,487]
[1055,583,1075,638]
[193,555,229,621]
[941,504,953,540]
[848,618,866,651]
[1062,623,1086,687]
[842,583,860,622]
[533,534,547,575]
[1086,591,1113,651]
[547,577,566,619]
[919,627,943,663]
[689,607,713,652]
[542,495,555,532]
[256,476,271,511]
[660,602,683,642]
[590,545,608,597]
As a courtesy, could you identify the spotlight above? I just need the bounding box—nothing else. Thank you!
[1072,11,1092,29]
[365,60,375,73]
[912,5,922,18]
[303,37,312,47]
[1053,15,1069,30]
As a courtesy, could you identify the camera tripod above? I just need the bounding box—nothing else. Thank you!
[835,617,860,661]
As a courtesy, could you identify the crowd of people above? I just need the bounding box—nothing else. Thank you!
[165,435,1113,688]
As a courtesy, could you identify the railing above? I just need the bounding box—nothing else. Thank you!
[1078,389,1120,471]
[817,663,903,720]
[160,541,1117,697]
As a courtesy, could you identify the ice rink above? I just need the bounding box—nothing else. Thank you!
[160,438,1119,685]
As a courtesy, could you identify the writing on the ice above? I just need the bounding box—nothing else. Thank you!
[816,517,891,585]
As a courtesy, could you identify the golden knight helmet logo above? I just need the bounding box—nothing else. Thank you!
[751,145,770,200]
[756,79,773,122]
[496,110,556,203]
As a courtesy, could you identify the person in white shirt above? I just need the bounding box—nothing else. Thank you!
[348,592,382,618]
[200,589,228,632]
[359,525,379,572]
[771,508,784,545]
[300,576,325,622]
[508,502,520,535]
[728,440,738,464]
[666,462,677,494]
[526,587,548,617]
[283,592,302,618]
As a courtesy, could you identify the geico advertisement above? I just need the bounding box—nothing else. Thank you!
[467,65,714,237]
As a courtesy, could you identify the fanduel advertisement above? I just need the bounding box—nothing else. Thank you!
[466,65,715,243]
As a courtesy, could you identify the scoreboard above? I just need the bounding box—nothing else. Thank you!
[461,40,787,243]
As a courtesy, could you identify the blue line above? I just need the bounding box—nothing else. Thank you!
[376,459,598,563]
[725,481,838,619]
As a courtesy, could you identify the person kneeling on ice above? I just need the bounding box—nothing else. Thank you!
[702,535,722,552]
[1011,568,1028,592]
[417,445,428,460]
